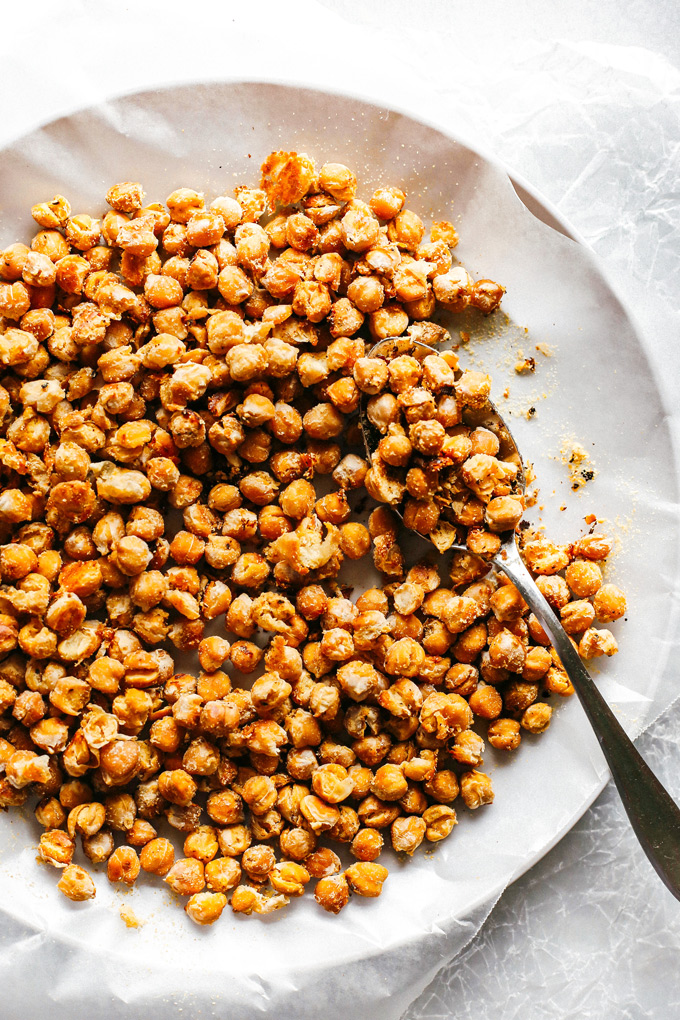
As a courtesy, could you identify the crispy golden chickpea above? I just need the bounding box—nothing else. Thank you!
[240,844,275,882]
[370,764,408,801]
[487,718,521,751]
[351,828,384,861]
[593,584,626,622]
[460,770,494,809]
[521,646,552,683]
[57,864,96,902]
[468,685,501,719]
[107,845,140,886]
[573,533,611,560]
[311,763,354,804]
[338,522,370,560]
[205,857,242,893]
[488,630,526,673]
[369,187,405,220]
[565,559,603,598]
[184,826,219,864]
[158,769,197,807]
[39,829,75,867]
[578,627,618,659]
[314,874,350,914]
[269,861,310,897]
[421,804,457,842]
[560,599,596,634]
[345,861,389,897]
[165,857,206,896]
[300,794,340,834]
[521,703,553,733]
[391,815,426,854]
[185,891,227,926]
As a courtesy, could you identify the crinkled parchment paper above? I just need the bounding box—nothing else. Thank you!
[0,77,678,1020]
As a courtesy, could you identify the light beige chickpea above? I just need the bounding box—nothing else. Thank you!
[460,770,495,810]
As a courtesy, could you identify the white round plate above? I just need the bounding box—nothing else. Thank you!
[0,82,677,1020]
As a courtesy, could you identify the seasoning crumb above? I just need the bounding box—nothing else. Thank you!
[514,354,536,374]
[535,343,554,357]
[459,331,470,344]
[561,439,598,490]
[120,905,142,929]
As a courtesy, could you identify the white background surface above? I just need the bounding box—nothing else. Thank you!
[1,2,679,1018]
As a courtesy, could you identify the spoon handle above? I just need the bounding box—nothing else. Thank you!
[499,542,680,900]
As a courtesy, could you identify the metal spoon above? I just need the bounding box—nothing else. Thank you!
[360,336,680,900]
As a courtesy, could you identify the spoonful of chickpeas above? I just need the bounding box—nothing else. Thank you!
[359,335,680,901]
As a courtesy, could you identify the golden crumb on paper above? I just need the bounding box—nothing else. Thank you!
[120,905,142,929]
[535,342,554,357]
[513,350,536,374]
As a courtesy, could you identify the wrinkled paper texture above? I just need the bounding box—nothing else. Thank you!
[0,5,679,1019]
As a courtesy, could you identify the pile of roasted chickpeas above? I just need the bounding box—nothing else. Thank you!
[0,151,627,924]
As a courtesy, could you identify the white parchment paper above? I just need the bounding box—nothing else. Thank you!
[0,70,677,1020]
